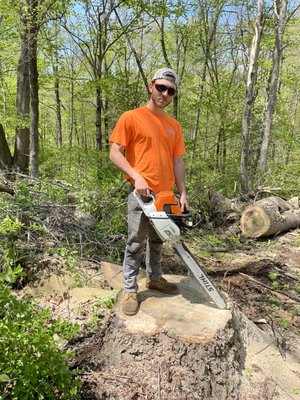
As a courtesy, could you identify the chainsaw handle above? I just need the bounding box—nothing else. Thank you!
[168,211,192,219]
[133,189,202,229]
[172,210,201,229]
[133,189,157,216]
[133,189,155,203]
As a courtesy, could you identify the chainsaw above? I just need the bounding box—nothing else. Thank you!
[133,190,226,309]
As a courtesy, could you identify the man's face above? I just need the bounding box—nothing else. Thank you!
[149,79,177,109]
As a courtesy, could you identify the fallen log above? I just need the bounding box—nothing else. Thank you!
[240,196,300,238]
[208,190,244,226]
[0,183,14,196]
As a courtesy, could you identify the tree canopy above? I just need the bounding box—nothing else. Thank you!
[0,0,300,196]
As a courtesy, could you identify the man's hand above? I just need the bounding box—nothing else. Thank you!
[179,193,188,212]
[134,175,151,197]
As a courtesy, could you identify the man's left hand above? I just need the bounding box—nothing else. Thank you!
[179,193,188,212]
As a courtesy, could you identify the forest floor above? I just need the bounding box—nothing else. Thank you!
[12,195,300,399]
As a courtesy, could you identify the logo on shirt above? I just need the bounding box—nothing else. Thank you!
[166,129,176,135]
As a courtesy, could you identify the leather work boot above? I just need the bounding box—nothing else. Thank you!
[122,292,138,316]
[146,277,179,295]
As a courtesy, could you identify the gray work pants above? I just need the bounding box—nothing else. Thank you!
[123,191,163,292]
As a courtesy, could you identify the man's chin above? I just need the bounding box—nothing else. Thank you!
[156,99,171,108]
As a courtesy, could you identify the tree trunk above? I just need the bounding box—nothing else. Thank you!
[13,17,30,173]
[95,86,102,150]
[240,196,300,238]
[54,63,62,148]
[28,0,40,178]
[102,97,109,147]
[191,65,207,163]
[69,74,74,148]
[0,75,7,115]
[240,0,264,195]
[257,0,288,182]
[0,124,13,170]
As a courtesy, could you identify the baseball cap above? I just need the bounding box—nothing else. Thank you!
[152,67,179,86]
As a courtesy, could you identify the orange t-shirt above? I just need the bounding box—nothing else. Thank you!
[109,106,186,194]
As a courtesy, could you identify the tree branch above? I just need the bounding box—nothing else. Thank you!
[240,272,300,303]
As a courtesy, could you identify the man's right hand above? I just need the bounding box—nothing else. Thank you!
[134,175,151,197]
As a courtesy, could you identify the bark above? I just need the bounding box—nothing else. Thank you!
[0,76,6,115]
[216,122,227,172]
[285,91,299,165]
[53,63,62,148]
[69,73,75,148]
[0,124,13,170]
[257,0,288,181]
[208,190,244,226]
[191,66,207,161]
[160,4,171,70]
[62,258,300,400]
[240,0,264,194]
[95,86,102,150]
[240,196,300,238]
[13,17,30,173]
[102,97,109,147]
[0,183,14,196]
[71,264,246,399]
[28,0,40,178]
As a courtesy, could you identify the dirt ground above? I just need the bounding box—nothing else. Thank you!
[16,216,300,399]
[67,230,300,400]
[3,178,300,398]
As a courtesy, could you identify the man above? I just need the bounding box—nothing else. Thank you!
[109,67,188,316]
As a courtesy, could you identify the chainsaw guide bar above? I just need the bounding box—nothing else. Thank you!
[133,190,227,309]
[173,241,226,309]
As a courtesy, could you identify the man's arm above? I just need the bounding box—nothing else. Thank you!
[173,156,188,211]
[109,142,150,196]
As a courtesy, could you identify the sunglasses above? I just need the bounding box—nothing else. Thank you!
[154,83,177,96]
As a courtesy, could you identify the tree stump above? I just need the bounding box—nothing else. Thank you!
[240,196,300,238]
[72,262,300,400]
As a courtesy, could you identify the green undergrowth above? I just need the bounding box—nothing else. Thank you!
[0,173,128,263]
[0,268,81,399]
[0,217,81,399]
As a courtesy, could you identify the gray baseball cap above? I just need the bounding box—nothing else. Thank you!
[152,67,179,86]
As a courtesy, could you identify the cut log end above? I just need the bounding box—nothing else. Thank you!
[240,205,271,237]
[240,197,300,238]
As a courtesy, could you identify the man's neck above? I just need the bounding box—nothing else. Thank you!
[146,100,166,115]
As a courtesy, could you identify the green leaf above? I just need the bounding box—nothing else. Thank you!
[0,374,10,382]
